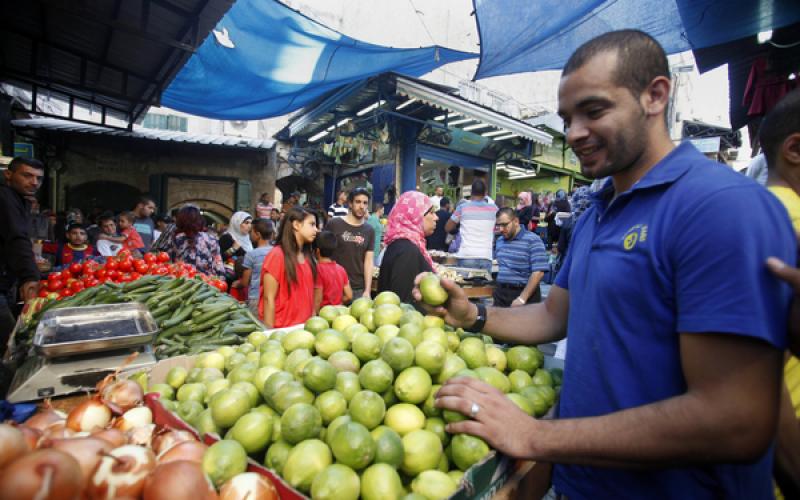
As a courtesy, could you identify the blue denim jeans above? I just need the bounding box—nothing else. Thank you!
[456,258,492,272]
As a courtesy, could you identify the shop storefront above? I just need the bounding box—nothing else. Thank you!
[276,73,553,210]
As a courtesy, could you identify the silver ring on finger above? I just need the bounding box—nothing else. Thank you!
[470,402,480,419]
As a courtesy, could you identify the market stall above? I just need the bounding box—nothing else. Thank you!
[3,259,561,499]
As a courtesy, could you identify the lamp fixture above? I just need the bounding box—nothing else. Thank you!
[396,98,417,110]
[463,123,492,131]
[434,112,461,121]
[448,118,475,126]
[309,130,329,142]
[493,133,518,141]
[356,100,386,116]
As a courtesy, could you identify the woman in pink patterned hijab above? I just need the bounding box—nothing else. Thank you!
[378,191,438,303]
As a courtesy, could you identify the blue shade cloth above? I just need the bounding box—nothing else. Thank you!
[162,0,477,119]
[473,0,800,78]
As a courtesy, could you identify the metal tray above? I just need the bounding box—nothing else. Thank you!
[33,303,158,358]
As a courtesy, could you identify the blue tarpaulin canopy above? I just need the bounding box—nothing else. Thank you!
[473,0,800,78]
[162,0,476,119]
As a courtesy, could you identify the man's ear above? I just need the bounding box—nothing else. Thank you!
[2,169,11,183]
[782,132,800,167]
[643,76,671,117]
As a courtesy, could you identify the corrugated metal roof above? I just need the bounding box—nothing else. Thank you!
[12,118,275,150]
[280,73,552,146]
[1,0,234,126]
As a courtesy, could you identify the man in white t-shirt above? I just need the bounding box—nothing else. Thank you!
[445,179,497,271]
[429,186,444,210]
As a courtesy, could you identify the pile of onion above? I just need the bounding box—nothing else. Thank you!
[0,448,84,500]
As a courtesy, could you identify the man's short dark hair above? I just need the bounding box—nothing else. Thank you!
[471,179,487,197]
[316,230,338,258]
[563,30,669,99]
[66,222,86,233]
[496,207,517,220]
[347,187,370,203]
[8,157,44,172]
[759,88,800,169]
[98,212,115,225]
[136,195,155,206]
[251,218,274,241]
[440,196,450,208]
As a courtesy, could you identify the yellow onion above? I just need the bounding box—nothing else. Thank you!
[88,444,156,499]
[143,460,219,500]
[24,405,67,431]
[47,436,112,485]
[151,428,197,456]
[157,440,208,464]
[219,472,279,500]
[101,379,144,413]
[0,448,83,500]
[91,428,128,448]
[113,406,153,432]
[66,398,112,432]
[0,423,29,468]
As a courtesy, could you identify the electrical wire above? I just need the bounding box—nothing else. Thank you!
[407,0,437,46]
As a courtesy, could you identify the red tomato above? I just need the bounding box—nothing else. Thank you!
[82,261,98,275]
[129,272,142,281]
[117,249,132,260]
[61,269,73,280]
[95,268,108,280]
[61,288,74,297]
[83,277,99,288]
[118,259,133,273]
[69,281,84,293]
[157,252,170,263]
[134,260,149,274]
[105,259,119,271]
[68,262,83,276]
[107,270,121,281]
[48,271,62,283]
[119,273,133,283]
[38,288,50,298]
[47,280,63,292]
[152,266,168,276]
[143,253,157,264]
[213,280,228,292]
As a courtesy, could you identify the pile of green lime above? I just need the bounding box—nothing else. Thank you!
[157,289,561,499]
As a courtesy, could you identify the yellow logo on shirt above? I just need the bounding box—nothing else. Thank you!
[623,224,648,251]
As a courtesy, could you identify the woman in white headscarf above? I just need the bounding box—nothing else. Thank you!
[219,211,253,260]
[219,211,253,297]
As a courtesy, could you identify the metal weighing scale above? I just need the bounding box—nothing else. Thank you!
[7,303,159,402]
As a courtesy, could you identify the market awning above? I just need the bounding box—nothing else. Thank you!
[280,73,552,147]
[472,0,800,78]
[1,0,234,128]
[12,117,276,150]
[161,0,477,120]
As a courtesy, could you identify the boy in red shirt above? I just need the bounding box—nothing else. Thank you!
[42,223,95,268]
[316,231,352,306]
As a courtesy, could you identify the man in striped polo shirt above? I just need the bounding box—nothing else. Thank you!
[446,179,497,271]
[492,207,549,307]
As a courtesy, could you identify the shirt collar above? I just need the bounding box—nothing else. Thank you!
[590,142,700,207]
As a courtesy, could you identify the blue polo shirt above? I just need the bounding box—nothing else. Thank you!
[553,143,796,499]
[494,227,549,286]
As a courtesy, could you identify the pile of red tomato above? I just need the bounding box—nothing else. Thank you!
[38,250,228,300]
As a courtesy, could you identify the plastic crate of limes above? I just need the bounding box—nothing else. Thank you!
[153,287,561,500]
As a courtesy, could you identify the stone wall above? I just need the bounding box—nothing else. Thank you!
[43,132,275,219]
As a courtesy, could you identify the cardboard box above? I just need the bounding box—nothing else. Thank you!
[142,352,556,499]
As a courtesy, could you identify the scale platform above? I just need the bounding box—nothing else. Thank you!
[6,303,159,403]
[6,345,157,403]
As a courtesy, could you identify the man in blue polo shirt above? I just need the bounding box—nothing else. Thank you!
[419,30,796,499]
[493,207,549,306]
